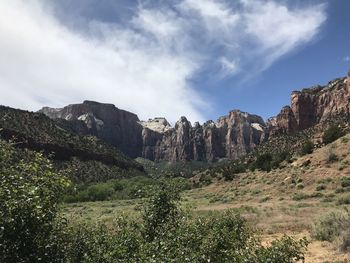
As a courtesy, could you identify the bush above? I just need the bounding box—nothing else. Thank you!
[311,210,350,252]
[340,177,350,188]
[62,184,308,263]
[337,194,350,205]
[323,124,345,145]
[0,140,70,263]
[254,153,273,172]
[1,140,309,262]
[316,184,326,191]
[300,140,314,156]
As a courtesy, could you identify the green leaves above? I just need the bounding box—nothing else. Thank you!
[0,140,70,263]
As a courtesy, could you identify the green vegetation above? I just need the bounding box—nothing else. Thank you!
[311,210,350,252]
[64,176,191,203]
[0,139,309,262]
[0,106,144,183]
[0,140,70,262]
[299,140,314,156]
[252,151,291,172]
[340,177,350,188]
[323,124,345,145]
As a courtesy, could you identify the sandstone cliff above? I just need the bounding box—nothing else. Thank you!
[39,71,350,162]
[269,74,350,135]
[40,100,143,158]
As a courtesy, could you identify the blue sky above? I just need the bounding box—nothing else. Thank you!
[0,0,349,123]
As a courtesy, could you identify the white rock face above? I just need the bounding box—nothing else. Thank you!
[139,118,171,133]
[78,113,104,130]
[251,122,264,131]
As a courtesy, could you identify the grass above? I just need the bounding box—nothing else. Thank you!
[62,134,350,262]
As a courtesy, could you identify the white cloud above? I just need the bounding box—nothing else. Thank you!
[344,56,350,62]
[0,0,205,123]
[219,57,239,76]
[242,0,327,70]
[0,0,327,123]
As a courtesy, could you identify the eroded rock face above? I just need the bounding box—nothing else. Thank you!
[141,111,267,162]
[39,100,143,157]
[38,70,350,162]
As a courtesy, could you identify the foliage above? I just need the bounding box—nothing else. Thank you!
[64,176,191,203]
[61,184,308,263]
[0,106,144,182]
[1,140,308,262]
[0,140,70,263]
[300,140,314,156]
[311,209,350,252]
[322,124,345,145]
[340,177,350,188]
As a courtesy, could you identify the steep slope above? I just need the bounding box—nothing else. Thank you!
[39,100,143,158]
[0,106,144,181]
[268,72,350,135]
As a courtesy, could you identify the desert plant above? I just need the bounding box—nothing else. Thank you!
[300,140,314,155]
[323,124,345,145]
[311,209,350,252]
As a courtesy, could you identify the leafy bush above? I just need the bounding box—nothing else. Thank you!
[0,140,70,263]
[64,176,191,203]
[61,183,308,263]
[300,140,314,156]
[323,124,345,145]
[316,184,326,191]
[1,140,309,262]
[252,151,291,172]
[253,153,273,172]
[311,209,350,252]
[340,177,350,188]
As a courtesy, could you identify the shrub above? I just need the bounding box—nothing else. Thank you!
[300,140,314,156]
[1,140,309,262]
[316,184,326,191]
[337,195,350,205]
[311,210,350,252]
[254,153,273,172]
[323,124,345,145]
[340,177,350,188]
[296,183,304,189]
[0,140,70,263]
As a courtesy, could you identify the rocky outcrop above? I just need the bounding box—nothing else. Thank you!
[269,75,350,134]
[39,70,350,163]
[141,111,266,162]
[39,100,143,158]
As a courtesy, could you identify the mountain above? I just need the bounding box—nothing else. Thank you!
[39,101,267,162]
[0,106,144,182]
[39,70,350,163]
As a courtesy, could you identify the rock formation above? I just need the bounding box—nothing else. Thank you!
[39,70,350,163]
[269,76,350,134]
[39,101,143,158]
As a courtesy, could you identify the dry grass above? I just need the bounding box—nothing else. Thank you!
[63,134,350,262]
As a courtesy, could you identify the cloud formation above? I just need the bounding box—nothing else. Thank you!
[0,0,326,123]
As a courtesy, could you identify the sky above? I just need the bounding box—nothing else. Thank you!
[0,0,349,124]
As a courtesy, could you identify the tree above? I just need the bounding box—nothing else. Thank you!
[0,140,70,263]
[323,124,345,145]
[300,140,314,155]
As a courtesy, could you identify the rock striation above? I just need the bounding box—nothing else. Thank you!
[39,101,143,158]
[269,75,350,135]
[39,70,350,162]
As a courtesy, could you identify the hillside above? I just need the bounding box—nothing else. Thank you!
[0,106,145,182]
[64,132,350,262]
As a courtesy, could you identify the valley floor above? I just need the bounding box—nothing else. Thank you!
[63,135,350,262]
